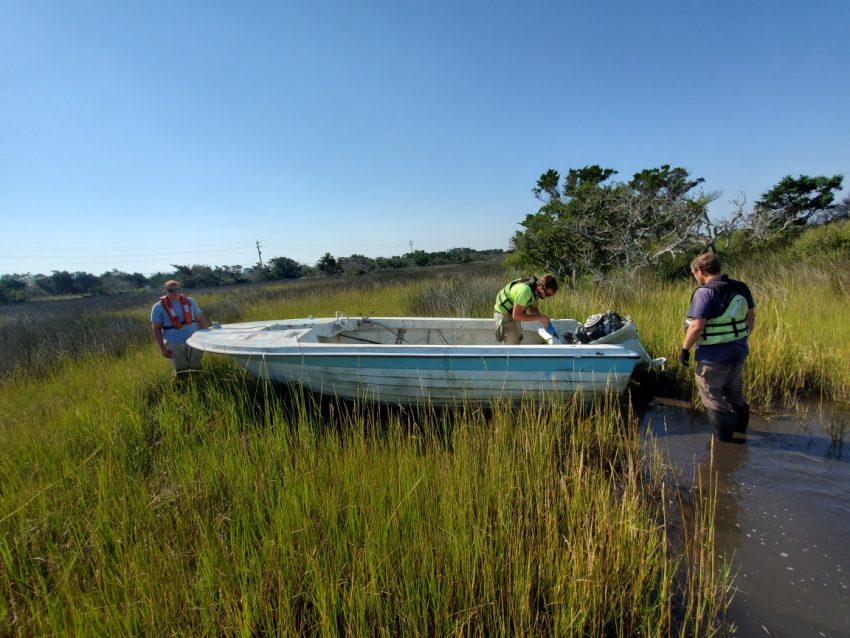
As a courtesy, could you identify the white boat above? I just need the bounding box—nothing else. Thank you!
[187,311,662,405]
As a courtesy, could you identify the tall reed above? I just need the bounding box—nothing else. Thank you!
[12,259,849,634]
[0,354,731,635]
[4,260,846,405]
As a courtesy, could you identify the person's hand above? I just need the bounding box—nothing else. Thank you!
[678,348,690,366]
[161,346,173,359]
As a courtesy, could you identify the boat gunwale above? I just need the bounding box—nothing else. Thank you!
[187,339,642,360]
[188,315,644,361]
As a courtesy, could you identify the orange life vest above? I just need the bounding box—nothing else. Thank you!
[159,294,193,329]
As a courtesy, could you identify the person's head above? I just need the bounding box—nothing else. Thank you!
[163,280,183,296]
[536,273,559,298]
[690,253,721,284]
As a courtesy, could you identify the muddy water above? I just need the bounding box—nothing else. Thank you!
[642,399,850,637]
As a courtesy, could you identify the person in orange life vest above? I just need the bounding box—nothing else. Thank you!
[150,280,208,376]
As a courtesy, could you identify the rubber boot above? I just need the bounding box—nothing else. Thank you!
[708,410,735,443]
[733,404,750,435]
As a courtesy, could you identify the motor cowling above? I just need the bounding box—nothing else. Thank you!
[575,311,625,343]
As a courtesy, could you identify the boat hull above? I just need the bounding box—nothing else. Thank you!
[235,351,636,404]
[188,315,644,405]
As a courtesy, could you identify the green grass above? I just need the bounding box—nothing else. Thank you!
[0,354,730,635]
[526,264,850,408]
[4,258,845,634]
[0,265,739,635]
[392,263,850,407]
[4,260,847,406]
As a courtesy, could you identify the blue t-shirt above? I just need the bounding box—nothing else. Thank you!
[687,279,754,364]
[150,297,202,344]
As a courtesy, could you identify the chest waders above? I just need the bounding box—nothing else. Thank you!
[688,276,752,441]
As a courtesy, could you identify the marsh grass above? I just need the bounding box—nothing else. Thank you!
[1,259,842,633]
[824,415,847,452]
[1,352,731,635]
[0,295,153,380]
[3,260,847,405]
[809,402,850,450]
[0,264,495,384]
[536,265,850,408]
[397,263,850,407]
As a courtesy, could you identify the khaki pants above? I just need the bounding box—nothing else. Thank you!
[494,312,523,345]
[695,359,747,413]
[168,342,203,375]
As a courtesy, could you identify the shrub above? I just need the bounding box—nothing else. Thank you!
[788,220,850,262]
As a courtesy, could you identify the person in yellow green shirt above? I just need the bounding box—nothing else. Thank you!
[493,274,558,345]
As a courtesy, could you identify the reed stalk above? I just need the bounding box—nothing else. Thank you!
[0,352,731,635]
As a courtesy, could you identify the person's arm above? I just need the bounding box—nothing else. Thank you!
[190,298,208,329]
[746,308,755,333]
[151,322,173,358]
[678,317,705,365]
[511,302,550,327]
[682,318,706,352]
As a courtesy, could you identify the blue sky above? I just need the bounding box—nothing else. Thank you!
[2,0,848,276]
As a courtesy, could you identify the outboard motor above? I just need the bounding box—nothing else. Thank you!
[575,311,625,343]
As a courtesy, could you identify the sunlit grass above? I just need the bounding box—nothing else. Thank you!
[529,265,850,408]
[3,260,847,405]
[1,353,731,635]
[3,258,845,633]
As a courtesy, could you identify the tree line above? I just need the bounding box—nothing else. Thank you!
[0,247,506,303]
[507,167,847,277]
[4,167,846,303]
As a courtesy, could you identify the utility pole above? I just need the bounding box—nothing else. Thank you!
[256,240,264,269]
[409,240,414,252]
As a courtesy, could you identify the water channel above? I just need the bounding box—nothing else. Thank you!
[642,399,850,637]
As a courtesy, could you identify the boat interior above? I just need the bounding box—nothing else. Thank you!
[317,317,572,346]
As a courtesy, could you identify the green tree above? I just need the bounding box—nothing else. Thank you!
[511,165,714,276]
[747,174,844,242]
[338,254,376,276]
[407,250,431,267]
[170,264,218,287]
[190,265,218,287]
[267,256,304,280]
[316,253,339,276]
[375,256,408,270]
[72,271,102,295]
[212,265,249,285]
[170,265,196,287]
[0,275,28,303]
[37,271,75,295]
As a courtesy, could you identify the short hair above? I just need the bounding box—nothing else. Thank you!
[539,273,558,293]
[690,253,721,274]
[164,279,181,289]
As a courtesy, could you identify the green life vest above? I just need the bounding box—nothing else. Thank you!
[691,277,751,345]
[494,276,538,314]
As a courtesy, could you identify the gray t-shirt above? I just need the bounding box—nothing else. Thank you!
[150,297,202,345]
